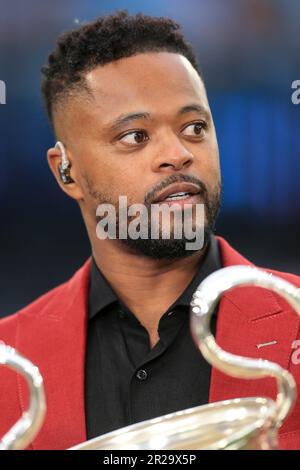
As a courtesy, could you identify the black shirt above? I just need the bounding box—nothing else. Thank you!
[85,236,222,439]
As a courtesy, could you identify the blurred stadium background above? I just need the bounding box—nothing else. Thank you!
[0,0,299,316]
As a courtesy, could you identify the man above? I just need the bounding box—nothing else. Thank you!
[0,11,300,450]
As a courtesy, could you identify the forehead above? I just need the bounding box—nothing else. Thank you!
[55,52,209,138]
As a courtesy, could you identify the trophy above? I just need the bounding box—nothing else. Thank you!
[70,266,300,450]
[1,266,300,450]
[0,342,46,450]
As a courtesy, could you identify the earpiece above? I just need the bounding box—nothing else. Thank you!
[55,141,74,184]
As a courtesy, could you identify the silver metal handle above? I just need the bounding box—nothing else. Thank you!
[191,265,300,427]
[0,343,46,450]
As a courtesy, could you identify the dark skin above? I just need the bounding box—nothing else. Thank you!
[47,52,221,347]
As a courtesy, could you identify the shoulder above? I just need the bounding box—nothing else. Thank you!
[263,267,300,287]
[0,258,91,343]
[217,235,300,285]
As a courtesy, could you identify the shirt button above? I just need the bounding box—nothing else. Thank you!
[136,369,148,381]
[118,309,127,319]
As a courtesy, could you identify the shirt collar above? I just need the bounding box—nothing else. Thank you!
[88,258,119,320]
[88,234,222,320]
[172,234,221,309]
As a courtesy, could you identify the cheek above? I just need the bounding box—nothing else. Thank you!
[86,164,143,204]
[208,130,221,170]
[205,130,220,163]
[194,141,220,179]
[103,155,148,201]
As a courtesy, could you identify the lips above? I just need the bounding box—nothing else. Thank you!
[152,182,202,204]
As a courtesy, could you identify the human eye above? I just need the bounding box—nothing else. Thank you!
[118,130,149,146]
[181,121,207,138]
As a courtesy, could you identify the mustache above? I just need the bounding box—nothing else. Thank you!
[144,174,208,206]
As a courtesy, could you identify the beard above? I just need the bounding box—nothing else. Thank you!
[87,174,221,261]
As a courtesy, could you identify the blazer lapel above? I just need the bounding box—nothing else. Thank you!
[209,237,300,404]
[16,258,92,450]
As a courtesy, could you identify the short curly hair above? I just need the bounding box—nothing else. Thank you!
[40,10,201,127]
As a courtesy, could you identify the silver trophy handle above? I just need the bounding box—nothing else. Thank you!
[0,343,46,450]
[191,265,300,427]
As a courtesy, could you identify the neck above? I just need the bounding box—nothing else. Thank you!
[91,238,207,337]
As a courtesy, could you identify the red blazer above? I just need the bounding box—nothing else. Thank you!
[0,237,300,450]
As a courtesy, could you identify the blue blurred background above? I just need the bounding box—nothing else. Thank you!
[0,0,300,316]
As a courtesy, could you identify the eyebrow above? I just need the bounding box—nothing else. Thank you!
[105,103,210,133]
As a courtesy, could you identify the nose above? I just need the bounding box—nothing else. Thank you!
[151,133,194,173]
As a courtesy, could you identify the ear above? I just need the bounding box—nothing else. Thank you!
[47,145,84,201]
